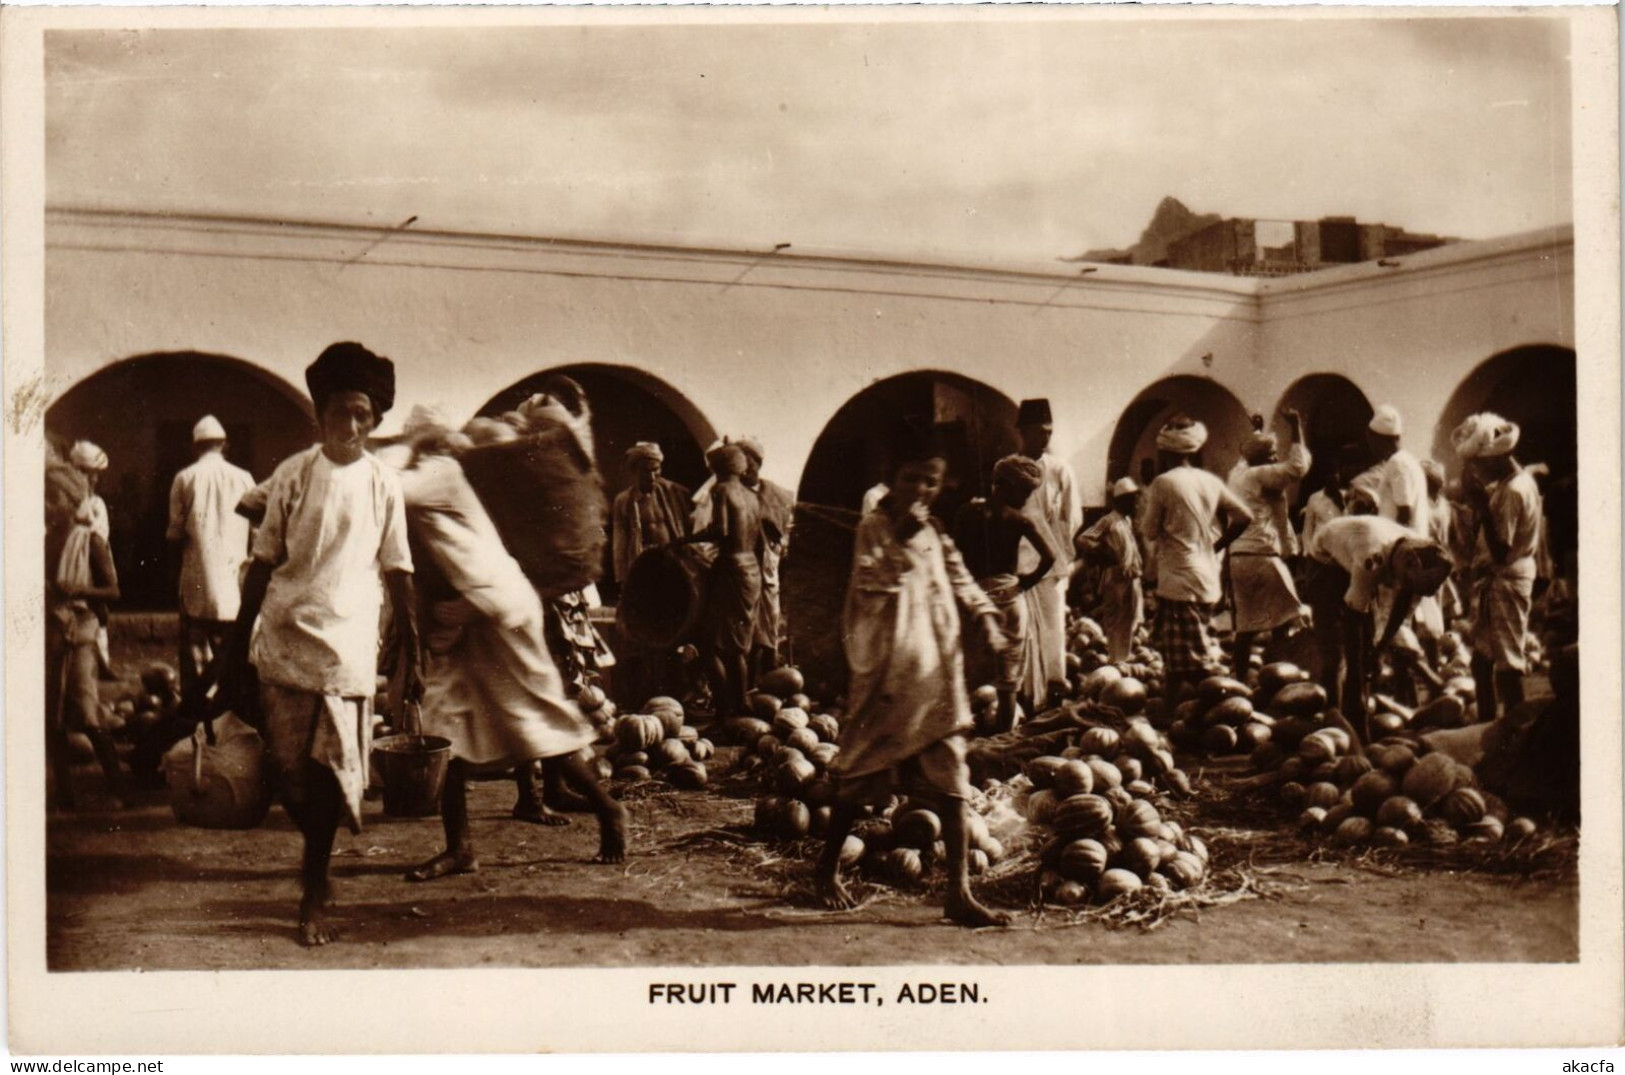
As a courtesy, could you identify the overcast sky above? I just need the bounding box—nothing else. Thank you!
[46,16,1573,263]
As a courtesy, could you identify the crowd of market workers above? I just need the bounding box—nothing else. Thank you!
[45,341,1571,940]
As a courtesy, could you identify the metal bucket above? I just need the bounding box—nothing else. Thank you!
[372,733,452,818]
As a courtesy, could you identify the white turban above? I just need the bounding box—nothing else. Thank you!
[69,441,108,471]
[403,404,452,442]
[1156,418,1208,455]
[626,442,664,468]
[1369,404,1404,438]
[1111,477,1140,498]
[1451,412,1521,460]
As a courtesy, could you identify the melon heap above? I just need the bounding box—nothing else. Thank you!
[1238,695,1542,849]
[1015,738,1211,906]
[607,696,713,789]
[1063,615,1164,720]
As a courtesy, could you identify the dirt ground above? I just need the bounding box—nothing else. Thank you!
[46,768,1577,971]
[46,629,1577,969]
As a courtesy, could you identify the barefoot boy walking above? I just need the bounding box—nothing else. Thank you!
[816,430,1010,927]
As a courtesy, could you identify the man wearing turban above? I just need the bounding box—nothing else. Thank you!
[1076,477,1146,663]
[1453,412,1544,720]
[611,443,691,584]
[220,341,422,947]
[953,454,1056,731]
[1142,414,1254,698]
[1011,399,1082,707]
[737,436,796,678]
[610,442,693,705]
[46,438,126,810]
[1226,409,1311,680]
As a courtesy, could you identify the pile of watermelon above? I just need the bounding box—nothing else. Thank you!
[1236,684,1542,848]
[1005,718,1211,904]
[606,696,714,789]
[1163,663,1318,760]
[1064,616,1164,717]
[80,663,180,759]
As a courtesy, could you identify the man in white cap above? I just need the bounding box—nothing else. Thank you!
[1013,398,1082,707]
[738,435,795,678]
[1075,476,1145,662]
[166,416,256,738]
[1142,414,1254,700]
[1453,412,1544,721]
[1350,402,1434,700]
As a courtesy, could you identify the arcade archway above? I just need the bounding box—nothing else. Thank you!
[46,351,314,610]
[1272,373,1374,505]
[479,363,718,598]
[786,371,1020,694]
[1434,345,1577,569]
[1108,375,1251,486]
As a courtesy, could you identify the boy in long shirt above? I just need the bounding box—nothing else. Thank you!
[221,342,423,947]
[1012,399,1081,708]
[1142,415,1254,700]
[953,454,1056,732]
[816,430,1008,927]
[1452,412,1545,721]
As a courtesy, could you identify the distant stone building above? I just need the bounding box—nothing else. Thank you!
[1166,214,1454,276]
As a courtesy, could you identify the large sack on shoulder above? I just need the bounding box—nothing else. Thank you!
[459,417,608,597]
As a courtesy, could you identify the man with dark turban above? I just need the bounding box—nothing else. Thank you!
[221,341,423,947]
[953,453,1056,731]
[1011,399,1081,707]
[737,435,796,679]
[1453,412,1544,720]
[1142,414,1254,699]
[673,441,763,718]
[1226,409,1311,681]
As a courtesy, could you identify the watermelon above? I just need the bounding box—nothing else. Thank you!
[1437,787,1487,827]
[1160,768,1194,798]
[1086,758,1124,790]
[1402,752,1467,809]
[665,761,708,789]
[691,738,715,762]
[759,666,805,698]
[1160,851,1205,890]
[1100,677,1148,715]
[1026,756,1067,789]
[615,713,666,753]
[1375,795,1423,830]
[1054,880,1091,906]
[1078,727,1121,756]
[1097,869,1143,901]
[773,707,811,736]
[1057,838,1110,884]
[776,757,817,796]
[893,809,942,849]
[1299,806,1328,832]
[1412,694,1469,731]
[1465,816,1505,842]
[1271,717,1319,753]
[615,765,651,782]
[1052,760,1096,798]
[808,743,839,770]
[653,739,690,768]
[1270,681,1329,718]
[1052,794,1115,839]
[1372,826,1410,847]
[785,727,820,756]
[1335,816,1374,844]
[1026,789,1061,826]
[1505,817,1538,841]
[1113,755,1144,783]
[1257,661,1310,701]
[748,692,783,720]
[885,846,925,886]
[1333,754,1374,786]
[1198,676,1251,706]
[1350,770,1399,815]
[1279,782,1307,808]
[838,834,866,868]
[1118,800,1162,841]
[1204,696,1255,728]
[808,713,841,743]
[1298,731,1340,764]
[1120,837,1162,879]
[725,717,773,744]
[1305,782,1342,810]
[1237,722,1273,753]
[780,800,812,838]
[1203,724,1239,755]
[1125,779,1156,798]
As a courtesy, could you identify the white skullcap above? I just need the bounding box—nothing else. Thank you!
[1111,477,1140,498]
[192,415,227,443]
[1369,404,1404,438]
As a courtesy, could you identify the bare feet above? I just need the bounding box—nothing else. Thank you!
[298,893,338,946]
[817,874,857,910]
[512,802,570,827]
[544,786,594,813]
[593,801,629,864]
[405,850,479,882]
[945,891,1011,928]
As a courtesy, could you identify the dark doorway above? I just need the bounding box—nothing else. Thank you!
[1272,373,1375,507]
[1434,345,1578,571]
[786,371,1019,697]
[46,352,314,611]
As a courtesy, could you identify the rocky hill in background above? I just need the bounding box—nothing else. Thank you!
[1069,196,1221,266]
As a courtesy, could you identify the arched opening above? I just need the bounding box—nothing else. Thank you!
[1272,373,1375,506]
[46,352,315,611]
[1107,375,1251,486]
[478,363,718,601]
[1434,345,1578,571]
[786,371,1020,695]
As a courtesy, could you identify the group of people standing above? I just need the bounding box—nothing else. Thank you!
[1076,400,1555,741]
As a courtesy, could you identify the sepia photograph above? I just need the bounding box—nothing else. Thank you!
[3,2,1620,1054]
